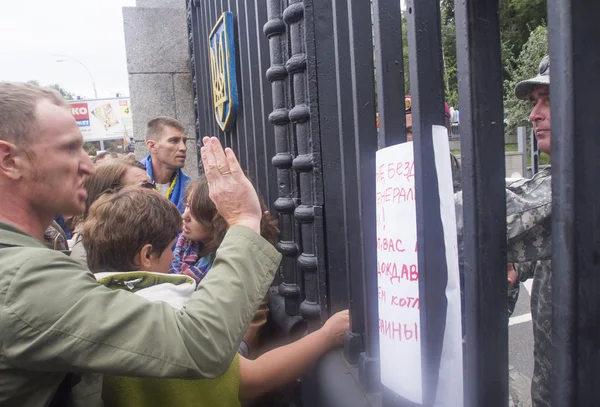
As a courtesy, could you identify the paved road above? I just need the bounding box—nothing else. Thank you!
[509,279,534,379]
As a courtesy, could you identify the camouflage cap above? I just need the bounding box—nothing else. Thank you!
[515,56,550,100]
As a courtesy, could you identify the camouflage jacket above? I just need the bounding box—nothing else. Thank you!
[455,167,552,407]
[515,260,552,407]
[450,153,462,193]
[455,167,552,265]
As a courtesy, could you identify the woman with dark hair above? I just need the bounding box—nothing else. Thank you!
[170,175,277,355]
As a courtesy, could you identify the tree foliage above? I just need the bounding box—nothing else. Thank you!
[400,11,458,107]
[27,80,76,100]
[435,0,547,133]
[503,25,548,134]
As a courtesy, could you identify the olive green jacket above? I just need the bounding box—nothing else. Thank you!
[0,222,281,407]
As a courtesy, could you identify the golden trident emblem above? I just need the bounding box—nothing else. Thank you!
[210,30,228,122]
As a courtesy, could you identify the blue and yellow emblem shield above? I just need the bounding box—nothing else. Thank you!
[209,12,239,132]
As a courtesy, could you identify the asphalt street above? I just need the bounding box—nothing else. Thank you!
[509,279,534,379]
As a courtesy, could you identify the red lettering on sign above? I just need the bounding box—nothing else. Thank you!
[377,261,418,284]
[378,318,420,342]
[391,296,420,309]
[378,286,387,304]
[377,206,386,230]
[399,263,419,282]
[376,187,415,205]
[377,164,386,186]
[377,237,406,253]
[384,161,415,182]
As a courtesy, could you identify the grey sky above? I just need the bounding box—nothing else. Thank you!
[1,0,135,99]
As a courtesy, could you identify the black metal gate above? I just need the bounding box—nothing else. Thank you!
[187,0,600,406]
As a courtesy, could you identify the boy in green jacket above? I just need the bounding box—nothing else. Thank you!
[79,185,349,407]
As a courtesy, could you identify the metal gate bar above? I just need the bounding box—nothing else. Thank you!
[240,1,260,182]
[372,0,406,148]
[548,0,600,405]
[311,0,368,366]
[265,0,302,316]
[405,0,451,404]
[454,0,508,406]
[234,0,253,165]
[284,0,327,326]
[344,0,381,393]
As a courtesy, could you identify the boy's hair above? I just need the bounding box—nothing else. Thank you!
[145,116,185,142]
[184,175,279,258]
[82,186,182,273]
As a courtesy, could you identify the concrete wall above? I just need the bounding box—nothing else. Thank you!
[123,0,198,176]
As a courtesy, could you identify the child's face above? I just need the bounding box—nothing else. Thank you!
[182,204,210,242]
[146,237,178,273]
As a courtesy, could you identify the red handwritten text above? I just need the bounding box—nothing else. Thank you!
[379,318,419,342]
[377,237,406,253]
[378,286,387,303]
[391,296,420,309]
[377,261,419,284]
[376,187,415,205]
[377,161,415,183]
[376,206,386,230]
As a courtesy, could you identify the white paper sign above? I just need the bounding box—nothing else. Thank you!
[431,126,463,407]
[376,140,422,404]
[375,125,463,406]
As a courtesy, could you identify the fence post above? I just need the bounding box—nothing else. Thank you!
[530,128,539,175]
[517,126,527,177]
[548,0,600,405]
[405,0,450,404]
[455,0,508,405]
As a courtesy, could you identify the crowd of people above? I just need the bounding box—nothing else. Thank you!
[0,54,555,407]
[0,82,349,407]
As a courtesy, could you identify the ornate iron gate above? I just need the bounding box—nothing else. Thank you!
[187,0,600,406]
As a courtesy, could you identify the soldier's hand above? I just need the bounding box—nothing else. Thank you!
[200,137,261,233]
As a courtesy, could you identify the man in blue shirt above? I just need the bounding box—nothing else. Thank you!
[141,117,191,212]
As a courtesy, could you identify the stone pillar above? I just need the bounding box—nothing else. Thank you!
[123,0,198,176]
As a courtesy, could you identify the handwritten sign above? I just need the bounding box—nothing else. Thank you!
[376,125,463,405]
[376,140,422,403]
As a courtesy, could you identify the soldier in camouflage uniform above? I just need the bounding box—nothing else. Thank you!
[511,55,553,407]
[456,56,553,407]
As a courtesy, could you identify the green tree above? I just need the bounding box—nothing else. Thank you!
[400,11,453,104]
[402,12,410,95]
[438,0,547,111]
[47,84,76,100]
[503,25,548,134]
[440,0,546,62]
[441,7,458,108]
[27,80,76,100]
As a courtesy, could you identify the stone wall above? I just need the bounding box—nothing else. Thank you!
[123,0,198,176]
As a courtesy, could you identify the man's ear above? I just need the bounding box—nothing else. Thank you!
[137,244,155,271]
[0,140,24,180]
[146,139,157,154]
